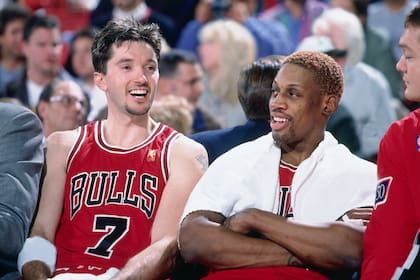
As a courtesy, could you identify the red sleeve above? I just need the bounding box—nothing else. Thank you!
[362,112,420,279]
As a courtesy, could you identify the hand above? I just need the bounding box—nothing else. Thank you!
[223,208,256,235]
[338,207,373,226]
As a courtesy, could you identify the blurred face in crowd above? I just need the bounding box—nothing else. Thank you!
[38,80,87,136]
[396,26,420,102]
[72,36,94,80]
[23,27,63,77]
[167,62,205,107]
[112,0,143,11]
[0,18,26,60]
[330,0,356,13]
[199,39,220,75]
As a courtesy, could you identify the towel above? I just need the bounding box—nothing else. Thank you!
[182,132,377,223]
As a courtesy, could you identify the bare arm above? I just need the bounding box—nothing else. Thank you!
[112,136,208,280]
[21,131,78,280]
[226,208,366,271]
[178,210,294,270]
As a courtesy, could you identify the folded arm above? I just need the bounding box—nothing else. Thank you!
[178,210,296,270]
[226,208,366,271]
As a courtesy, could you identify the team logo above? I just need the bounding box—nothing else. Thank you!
[147,149,157,162]
[375,176,393,207]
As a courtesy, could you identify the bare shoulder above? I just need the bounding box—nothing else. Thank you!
[173,134,207,152]
[171,135,208,170]
[46,129,80,156]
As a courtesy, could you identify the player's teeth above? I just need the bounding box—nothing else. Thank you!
[273,117,286,122]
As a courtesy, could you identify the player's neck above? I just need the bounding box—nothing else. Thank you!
[101,116,156,148]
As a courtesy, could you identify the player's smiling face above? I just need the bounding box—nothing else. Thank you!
[269,63,326,150]
[96,41,159,117]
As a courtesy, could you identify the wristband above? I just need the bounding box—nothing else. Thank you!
[17,236,57,275]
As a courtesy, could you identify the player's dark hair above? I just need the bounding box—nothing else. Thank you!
[405,3,420,29]
[92,19,162,74]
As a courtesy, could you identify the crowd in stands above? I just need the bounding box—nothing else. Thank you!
[1,0,420,279]
[0,0,415,155]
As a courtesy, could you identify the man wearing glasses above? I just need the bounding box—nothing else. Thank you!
[36,79,88,137]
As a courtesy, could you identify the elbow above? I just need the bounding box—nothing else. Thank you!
[178,213,225,266]
[339,243,363,270]
[329,225,364,270]
[178,224,198,263]
[178,218,208,264]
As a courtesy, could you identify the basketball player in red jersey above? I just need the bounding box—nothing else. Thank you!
[178,51,377,280]
[361,4,420,280]
[17,19,208,280]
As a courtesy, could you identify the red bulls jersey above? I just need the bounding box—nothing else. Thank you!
[54,121,179,275]
[278,160,296,218]
[362,109,420,280]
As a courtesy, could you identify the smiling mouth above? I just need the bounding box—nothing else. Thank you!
[129,89,147,98]
[272,116,287,123]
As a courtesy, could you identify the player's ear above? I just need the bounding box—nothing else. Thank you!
[94,72,107,92]
[322,94,339,116]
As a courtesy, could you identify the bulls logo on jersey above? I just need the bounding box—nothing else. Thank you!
[375,176,393,208]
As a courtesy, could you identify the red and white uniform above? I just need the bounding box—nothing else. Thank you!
[54,121,179,275]
[362,109,420,280]
[183,132,376,280]
[203,160,328,280]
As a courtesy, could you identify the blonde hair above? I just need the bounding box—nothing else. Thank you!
[150,95,193,135]
[199,19,256,105]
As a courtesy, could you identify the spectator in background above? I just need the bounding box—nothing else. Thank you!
[0,103,44,280]
[158,49,221,133]
[21,0,98,42]
[0,3,29,93]
[65,27,107,121]
[326,102,360,155]
[331,0,404,104]
[259,0,328,51]
[150,95,193,135]
[197,19,256,127]
[177,0,292,60]
[299,8,397,162]
[2,14,74,110]
[147,0,199,34]
[35,79,88,137]
[190,57,281,164]
[90,0,178,47]
[367,0,417,61]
